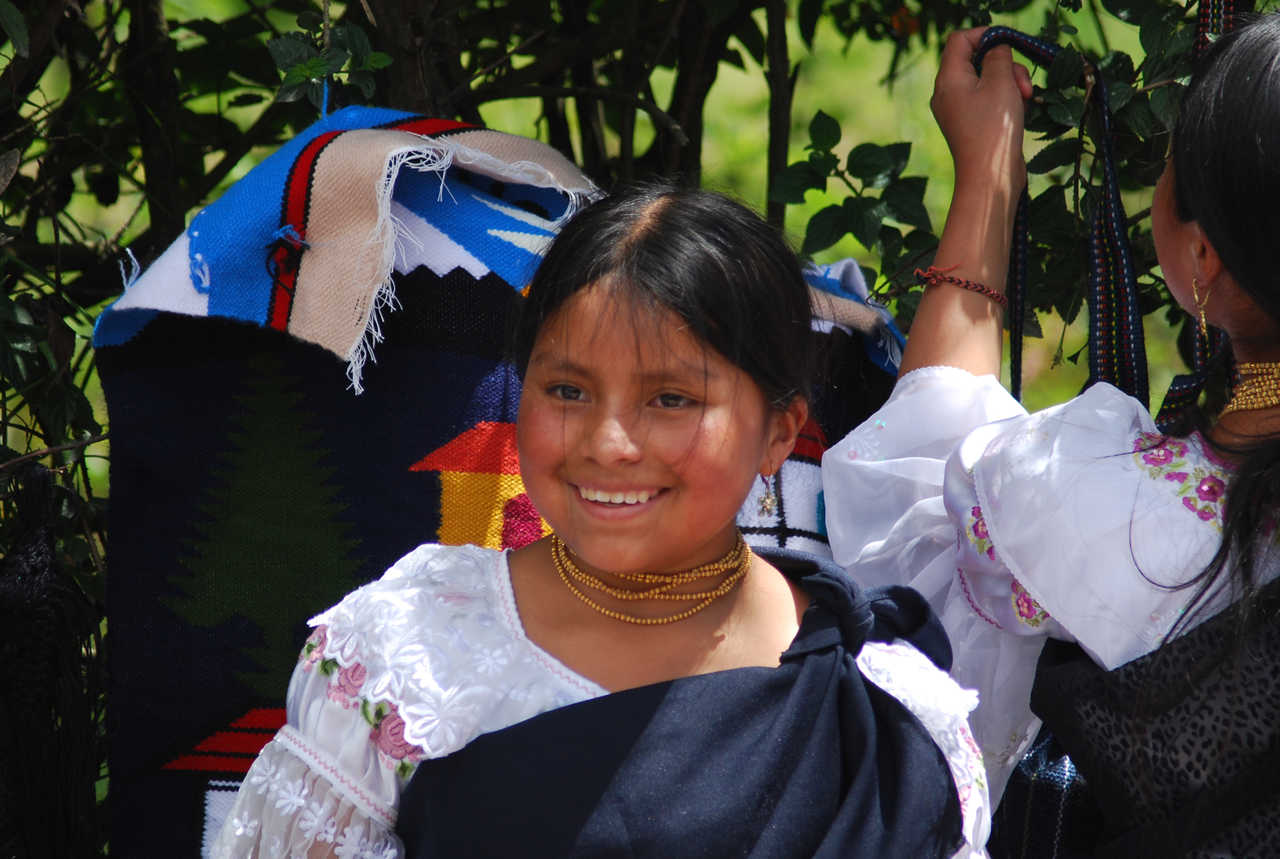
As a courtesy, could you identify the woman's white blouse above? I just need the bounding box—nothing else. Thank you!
[822,366,1236,800]
[212,541,991,857]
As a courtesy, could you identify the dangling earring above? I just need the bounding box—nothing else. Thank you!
[757,473,778,516]
[1191,276,1210,341]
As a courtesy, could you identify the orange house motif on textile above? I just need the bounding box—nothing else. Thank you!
[410,421,550,550]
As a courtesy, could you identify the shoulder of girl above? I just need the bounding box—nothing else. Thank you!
[309,543,504,627]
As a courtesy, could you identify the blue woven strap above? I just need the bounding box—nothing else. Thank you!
[974,27,1149,407]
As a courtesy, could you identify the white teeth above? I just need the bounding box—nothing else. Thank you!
[579,487,654,504]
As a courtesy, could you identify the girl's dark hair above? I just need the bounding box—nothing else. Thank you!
[513,182,816,410]
[1165,12,1280,637]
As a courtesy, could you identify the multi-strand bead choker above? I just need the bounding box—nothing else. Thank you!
[549,533,751,626]
[1220,361,1280,417]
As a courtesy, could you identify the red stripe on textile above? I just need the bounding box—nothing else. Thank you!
[193,731,277,755]
[268,129,344,331]
[162,754,256,774]
[387,117,476,136]
[230,708,287,730]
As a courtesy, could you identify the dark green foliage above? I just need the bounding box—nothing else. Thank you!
[778,1,1202,334]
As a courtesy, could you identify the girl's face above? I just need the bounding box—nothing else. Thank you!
[517,284,801,576]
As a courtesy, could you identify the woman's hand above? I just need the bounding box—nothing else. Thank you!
[895,28,1033,381]
[931,28,1032,197]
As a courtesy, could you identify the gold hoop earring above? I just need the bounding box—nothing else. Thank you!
[1191,276,1210,341]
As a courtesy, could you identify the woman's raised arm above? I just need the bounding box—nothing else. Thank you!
[898,28,1032,379]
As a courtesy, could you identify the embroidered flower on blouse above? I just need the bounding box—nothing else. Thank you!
[1196,475,1226,502]
[1010,580,1049,628]
[299,801,338,842]
[1131,432,1230,531]
[967,506,996,560]
[301,625,327,669]
[364,701,425,778]
[327,661,368,708]
[273,777,309,814]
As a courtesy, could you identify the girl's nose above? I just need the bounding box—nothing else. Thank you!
[585,410,643,463]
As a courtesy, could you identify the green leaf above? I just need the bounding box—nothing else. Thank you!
[0,148,18,196]
[882,177,931,231]
[0,0,28,58]
[297,11,325,33]
[1027,137,1081,174]
[1149,84,1182,131]
[808,149,838,176]
[348,70,376,99]
[1098,50,1135,84]
[228,92,266,107]
[844,196,890,249]
[275,82,308,103]
[798,0,824,47]
[336,23,372,66]
[1044,93,1084,128]
[801,204,847,256]
[770,162,824,203]
[1046,46,1084,91]
[268,33,316,72]
[846,143,893,185]
[885,142,911,178]
[1117,93,1158,140]
[808,110,841,151]
[367,52,392,71]
[1105,80,1135,112]
[324,48,351,75]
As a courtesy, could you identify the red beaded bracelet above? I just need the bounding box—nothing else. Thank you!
[915,265,1008,309]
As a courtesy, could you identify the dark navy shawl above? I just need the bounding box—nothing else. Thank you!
[395,547,962,857]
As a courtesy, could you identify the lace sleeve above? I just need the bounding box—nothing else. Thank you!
[210,638,404,858]
[856,640,991,858]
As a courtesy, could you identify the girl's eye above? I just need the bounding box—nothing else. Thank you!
[653,392,693,409]
[548,384,585,402]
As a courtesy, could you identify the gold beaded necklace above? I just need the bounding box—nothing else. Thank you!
[549,533,751,625]
[1220,361,1280,417]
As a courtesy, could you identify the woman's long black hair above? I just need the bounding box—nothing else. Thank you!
[1165,12,1280,639]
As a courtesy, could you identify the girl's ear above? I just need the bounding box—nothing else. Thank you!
[760,398,809,476]
[1192,222,1226,285]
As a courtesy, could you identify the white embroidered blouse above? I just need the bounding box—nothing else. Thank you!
[212,542,991,857]
[822,366,1240,800]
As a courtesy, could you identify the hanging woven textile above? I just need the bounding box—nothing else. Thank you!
[974,27,1149,409]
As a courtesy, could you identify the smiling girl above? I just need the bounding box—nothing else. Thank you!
[214,184,989,857]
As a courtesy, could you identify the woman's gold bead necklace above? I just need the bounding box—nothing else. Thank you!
[550,533,751,625]
[1220,361,1280,417]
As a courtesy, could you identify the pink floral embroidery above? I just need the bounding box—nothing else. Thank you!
[335,662,367,698]
[1196,475,1225,502]
[1132,432,1230,530]
[1011,580,1049,628]
[967,506,996,560]
[368,703,425,776]
[301,625,327,669]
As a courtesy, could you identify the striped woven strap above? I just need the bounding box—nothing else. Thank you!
[974,27,1149,407]
[1195,0,1237,58]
